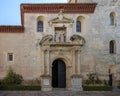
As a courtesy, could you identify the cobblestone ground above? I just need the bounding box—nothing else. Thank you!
[0,91,120,96]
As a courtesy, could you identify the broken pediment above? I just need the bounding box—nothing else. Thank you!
[70,35,85,45]
[49,17,74,24]
[39,35,53,45]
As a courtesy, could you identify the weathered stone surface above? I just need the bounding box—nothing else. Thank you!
[0,0,120,90]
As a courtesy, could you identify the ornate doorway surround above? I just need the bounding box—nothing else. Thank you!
[40,9,85,91]
[40,34,85,91]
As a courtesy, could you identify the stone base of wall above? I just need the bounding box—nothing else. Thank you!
[22,79,41,86]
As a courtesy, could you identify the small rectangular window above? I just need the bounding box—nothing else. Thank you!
[8,53,13,61]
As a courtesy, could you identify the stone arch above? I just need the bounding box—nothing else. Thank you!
[37,16,45,21]
[51,56,72,68]
[76,16,85,32]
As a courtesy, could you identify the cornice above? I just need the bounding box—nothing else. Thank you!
[21,3,97,25]
[0,3,97,33]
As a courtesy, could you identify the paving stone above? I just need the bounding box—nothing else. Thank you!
[0,91,120,96]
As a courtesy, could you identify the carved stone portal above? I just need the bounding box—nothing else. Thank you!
[40,34,85,91]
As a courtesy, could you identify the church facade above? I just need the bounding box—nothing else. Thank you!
[0,0,120,91]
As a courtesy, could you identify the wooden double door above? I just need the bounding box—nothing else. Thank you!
[52,60,66,88]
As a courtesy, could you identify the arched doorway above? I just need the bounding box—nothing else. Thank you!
[52,59,66,88]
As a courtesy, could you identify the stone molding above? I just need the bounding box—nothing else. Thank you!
[40,34,85,46]
[71,74,83,78]
[41,74,51,78]
[21,3,97,25]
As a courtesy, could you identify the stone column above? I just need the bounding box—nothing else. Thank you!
[46,50,50,75]
[72,50,75,74]
[44,50,47,74]
[41,49,52,91]
[77,50,81,74]
[41,50,45,75]
[42,49,51,75]
[71,48,83,91]
[75,50,77,74]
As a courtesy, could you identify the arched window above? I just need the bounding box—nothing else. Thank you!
[37,20,43,32]
[110,12,116,25]
[76,21,81,32]
[37,16,45,32]
[109,40,116,53]
[76,16,85,32]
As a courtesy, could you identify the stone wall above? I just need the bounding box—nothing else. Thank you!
[0,1,120,82]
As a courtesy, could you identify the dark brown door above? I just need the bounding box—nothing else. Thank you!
[52,60,66,88]
[109,74,113,87]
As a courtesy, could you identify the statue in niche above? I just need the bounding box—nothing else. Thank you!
[55,30,66,43]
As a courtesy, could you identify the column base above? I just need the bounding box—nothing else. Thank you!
[41,75,52,91]
[71,74,83,91]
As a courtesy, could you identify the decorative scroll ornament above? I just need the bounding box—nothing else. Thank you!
[39,35,53,45]
[70,35,85,45]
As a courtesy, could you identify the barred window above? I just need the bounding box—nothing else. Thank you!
[8,53,13,61]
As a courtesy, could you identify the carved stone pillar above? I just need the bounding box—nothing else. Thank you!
[72,50,75,74]
[75,50,77,73]
[44,50,47,74]
[46,50,50,75]
[41,50,45,74]
[71,48,83,91]
[77,50,81,74]
[41,49,52,91]
[42,49,51,75]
